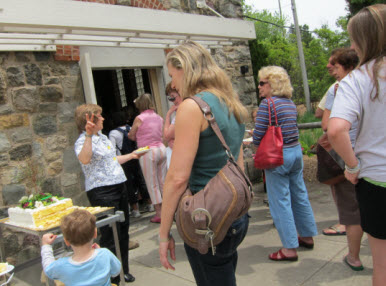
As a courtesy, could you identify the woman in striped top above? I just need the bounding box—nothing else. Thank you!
[253,66,317,261]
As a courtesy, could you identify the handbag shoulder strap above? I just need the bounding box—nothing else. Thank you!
[191,95,253,191]
[190,95,231,154]
[266,97,279,126]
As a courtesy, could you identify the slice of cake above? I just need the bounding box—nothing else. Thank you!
[0,262,8,273]
[7,193,73,229]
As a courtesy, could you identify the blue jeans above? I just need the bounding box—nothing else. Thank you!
[184,214,249,286]
[265,144,317,248]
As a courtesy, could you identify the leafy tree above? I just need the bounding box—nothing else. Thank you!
[243,2,350,106]
[345,0,384,16]
[299,25,313,48]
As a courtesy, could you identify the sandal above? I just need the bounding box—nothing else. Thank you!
[344,255,364,271]
[269,249,298,261]
[298,237,314,249]
[150,216,161,223]
[322,225,346,236]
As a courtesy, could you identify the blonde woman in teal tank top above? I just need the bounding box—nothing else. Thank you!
[158,41,249,286]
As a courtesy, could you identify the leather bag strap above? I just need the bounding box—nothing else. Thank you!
[194,188,209,253]
[190,95,252,189]
[190,95,232,154]
[266,98,279,126]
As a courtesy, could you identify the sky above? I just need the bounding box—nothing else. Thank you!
[245,0,348,31]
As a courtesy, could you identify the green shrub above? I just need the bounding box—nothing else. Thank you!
[297,111,323,156]
[299,129,323,156]
[297,111,320,123]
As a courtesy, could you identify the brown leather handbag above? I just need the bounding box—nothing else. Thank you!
[175,96,253,255]
[316,133,345,185]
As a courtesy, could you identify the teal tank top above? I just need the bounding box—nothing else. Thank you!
[189,92,245,193]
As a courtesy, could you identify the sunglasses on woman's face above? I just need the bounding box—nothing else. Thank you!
[259,81,269,86]
[167,95,176,102]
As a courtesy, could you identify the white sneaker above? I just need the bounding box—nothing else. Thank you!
[131,210,141,218]
[144,204,155,212]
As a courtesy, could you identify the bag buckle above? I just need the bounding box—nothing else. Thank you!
[202,107,214,121]
[225,149,234,160]
[191,208,212,226]
[191,209,216,255]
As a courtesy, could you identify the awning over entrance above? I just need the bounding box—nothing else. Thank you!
[0,0,256,51]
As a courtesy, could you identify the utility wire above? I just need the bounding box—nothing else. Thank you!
[243,15,318,34]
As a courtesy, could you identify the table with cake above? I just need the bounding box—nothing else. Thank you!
[0,193,126,285]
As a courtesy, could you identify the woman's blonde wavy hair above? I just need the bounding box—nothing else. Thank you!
[258,66,293,98]
[166,41,247,123]
[348,4,385,100]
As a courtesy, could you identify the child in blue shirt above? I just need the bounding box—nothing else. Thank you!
[41,209,121,286]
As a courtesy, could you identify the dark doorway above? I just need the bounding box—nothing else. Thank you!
[92,68,151,135]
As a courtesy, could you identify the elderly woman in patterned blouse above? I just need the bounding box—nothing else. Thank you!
[74,104,141,284]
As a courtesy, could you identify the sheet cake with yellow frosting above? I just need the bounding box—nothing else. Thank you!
[7,193,114,230]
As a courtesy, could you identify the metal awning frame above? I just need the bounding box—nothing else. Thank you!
[0,0,256,51]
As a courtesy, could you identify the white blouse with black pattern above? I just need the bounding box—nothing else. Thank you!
[74,131,126,191]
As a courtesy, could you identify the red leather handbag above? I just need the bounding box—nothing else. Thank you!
[254,98,284,169]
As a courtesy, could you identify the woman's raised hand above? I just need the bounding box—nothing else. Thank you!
[85,113,96,135]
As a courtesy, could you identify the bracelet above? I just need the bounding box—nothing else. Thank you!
[158,232,172,243]
[345,160,360,174]
[85,133,93,138]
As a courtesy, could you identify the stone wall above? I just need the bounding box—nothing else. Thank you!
[0,52,88,209]
[0,52,88,264]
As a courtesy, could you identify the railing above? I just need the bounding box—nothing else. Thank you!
[298,122,322,130]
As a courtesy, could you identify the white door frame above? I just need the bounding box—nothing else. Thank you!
[79,46,169,116]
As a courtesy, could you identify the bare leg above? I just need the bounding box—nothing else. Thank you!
[299,236,314,244]
[154,203,162,218]
[281,248,297,257]
[368,234,386,286]
[323,187,346,235]
[130,203,139,211]
[345,224,363,267]
[331,187,346,231]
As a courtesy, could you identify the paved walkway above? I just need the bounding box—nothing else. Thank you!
[12,182,373,285]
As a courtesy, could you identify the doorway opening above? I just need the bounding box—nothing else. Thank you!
[92,68,152,135]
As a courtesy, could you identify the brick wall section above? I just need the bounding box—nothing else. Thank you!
[131,0,165,10]
[76,0,116,3]
[54,0,164,62]
[54,45,80,62]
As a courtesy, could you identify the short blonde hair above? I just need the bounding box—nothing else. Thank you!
[258,66,293,98]
[74,104,102,133]
[134,93,154,113]
[60,209,96,247]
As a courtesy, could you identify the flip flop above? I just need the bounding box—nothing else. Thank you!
[322,226,346,236]
[269,249,298,262]
[344,255,364,271]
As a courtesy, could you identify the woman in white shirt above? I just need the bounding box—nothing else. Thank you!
[327,5,386,286]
